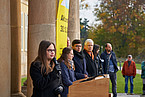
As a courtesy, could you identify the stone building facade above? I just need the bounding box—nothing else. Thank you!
[0,0,80,97]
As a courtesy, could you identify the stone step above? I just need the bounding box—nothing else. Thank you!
[21,90,27,96]
[21,86,27,96]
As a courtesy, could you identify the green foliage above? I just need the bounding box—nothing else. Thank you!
[89,0,145,58]
[21,77,27,86]
[109,71,142,94]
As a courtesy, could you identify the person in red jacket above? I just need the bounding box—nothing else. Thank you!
[122,55,136,95]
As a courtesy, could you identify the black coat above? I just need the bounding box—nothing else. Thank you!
[73,50,88,80]
[95,54,104,74]
[30,61,60,97]
[100,50,118,74]
[83,49,98,77]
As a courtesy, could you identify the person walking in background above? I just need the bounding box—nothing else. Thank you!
[83,39,98,77]
[141,61,145,95]
[58,47,76,97]
[100,43,118,97]
[30,40,63,97]
[93,44,104,74]
[122,55,136,95]
[72,39,88,80]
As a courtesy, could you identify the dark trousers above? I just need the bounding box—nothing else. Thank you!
[109,72,117,97]
[143,84,145,94]
[143,79,145,94]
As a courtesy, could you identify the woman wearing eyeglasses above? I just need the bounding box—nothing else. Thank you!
[58,47,76,97]
[30,40,63,97]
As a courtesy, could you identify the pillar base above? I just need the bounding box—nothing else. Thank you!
[11,92,26,97]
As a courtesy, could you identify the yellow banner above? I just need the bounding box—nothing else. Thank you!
[56,0,70,59]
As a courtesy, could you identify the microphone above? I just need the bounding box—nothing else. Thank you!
[53,57,59,65]
[52,57,61,74]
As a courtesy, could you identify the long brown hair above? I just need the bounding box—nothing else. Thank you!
[34,40,56,75]
[58,47,75,70]
[93,44,100,57]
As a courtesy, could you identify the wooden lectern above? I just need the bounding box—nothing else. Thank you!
[68,74,109,97]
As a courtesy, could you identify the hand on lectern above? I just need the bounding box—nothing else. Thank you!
[84,74,88,78]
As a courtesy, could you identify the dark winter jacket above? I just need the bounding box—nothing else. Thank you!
[30,61,60,97]
[122,60,136,77]
[60,61,76,97]
[83,49,98,77]
[141,61,145,79]
[95,54,104,74]
[73,50,88,80]
[100,50,118,74]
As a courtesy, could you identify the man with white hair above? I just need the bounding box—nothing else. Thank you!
[83,39,98,77]
[122,55,136,95]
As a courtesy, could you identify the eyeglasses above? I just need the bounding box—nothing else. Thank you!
[47,49,56,53]
[75,45,82,47]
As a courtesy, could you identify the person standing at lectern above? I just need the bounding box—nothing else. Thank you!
[93,44,104,74]
[72,39,88,80]
[100,43,118,97]
[58,47,76,97]
[30,40,63,97]
[83,39,98,77]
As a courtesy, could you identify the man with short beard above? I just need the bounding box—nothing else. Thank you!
[101,43,118,97]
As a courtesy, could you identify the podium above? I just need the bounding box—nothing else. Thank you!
[68,75,109,97]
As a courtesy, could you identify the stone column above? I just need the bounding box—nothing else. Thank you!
[10,0,25,97]
[0,0,11,97]
[27,0,57,97]
[68,0,80,44]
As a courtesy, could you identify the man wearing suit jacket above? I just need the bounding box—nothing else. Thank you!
[83,39,98,77]
[72,39,88,80]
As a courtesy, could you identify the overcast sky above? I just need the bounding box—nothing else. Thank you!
[79,0,101,26]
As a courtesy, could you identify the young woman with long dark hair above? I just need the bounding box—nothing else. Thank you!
[58,47,76,97]
[30,40,63,97]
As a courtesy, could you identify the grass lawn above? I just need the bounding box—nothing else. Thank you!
[135,63,141,70]
[109,71,142,94]
[21,77,27,86]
